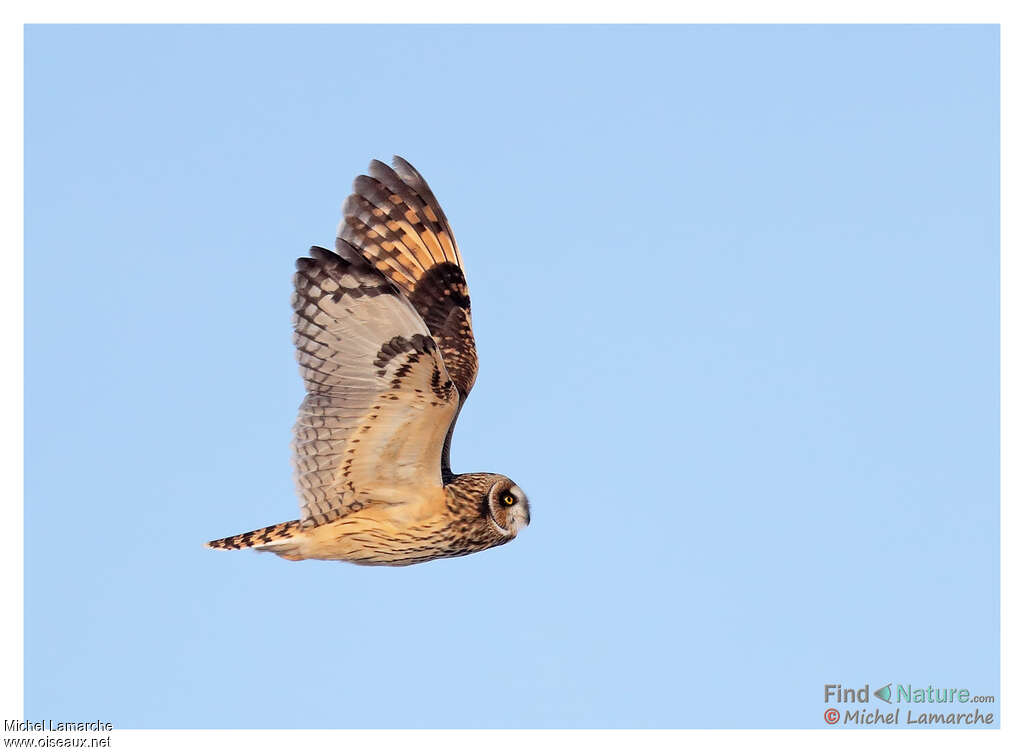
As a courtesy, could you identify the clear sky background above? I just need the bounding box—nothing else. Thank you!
[24,25,999,729]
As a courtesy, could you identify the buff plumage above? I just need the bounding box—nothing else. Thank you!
[207,157,529,566]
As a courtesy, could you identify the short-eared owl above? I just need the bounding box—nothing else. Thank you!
[207,157,529,565]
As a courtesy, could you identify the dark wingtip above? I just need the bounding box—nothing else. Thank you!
[391,155,418,178]
[299,244,372,271]
[295,245,336,270]
[368,158,392,176]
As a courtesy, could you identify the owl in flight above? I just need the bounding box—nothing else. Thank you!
[207,157,530,565]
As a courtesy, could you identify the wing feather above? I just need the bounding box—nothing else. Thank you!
[337,157,480,478]
[291,244,458,527]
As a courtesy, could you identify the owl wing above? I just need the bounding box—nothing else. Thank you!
[337,158,478,477]
[291,244,459,527]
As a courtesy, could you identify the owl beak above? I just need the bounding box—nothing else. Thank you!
[509,484,530,527]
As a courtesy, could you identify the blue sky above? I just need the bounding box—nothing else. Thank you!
[24,25,999,728]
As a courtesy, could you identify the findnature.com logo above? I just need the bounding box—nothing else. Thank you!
[822,683,997,727]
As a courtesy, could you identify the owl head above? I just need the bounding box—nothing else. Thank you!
[485,476,530,538]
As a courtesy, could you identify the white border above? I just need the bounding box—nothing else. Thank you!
[2,0,24,741]
[4,3,1019,752]
[1,0,1020,23]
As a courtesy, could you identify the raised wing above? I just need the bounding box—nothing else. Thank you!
[292,244,458,527]
[337,157,479,404]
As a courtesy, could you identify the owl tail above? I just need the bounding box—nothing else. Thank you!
[205,519,307,561]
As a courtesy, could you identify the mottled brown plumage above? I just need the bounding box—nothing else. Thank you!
[206,157,529,566]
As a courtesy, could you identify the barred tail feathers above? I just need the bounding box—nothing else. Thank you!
[205,519,307,560]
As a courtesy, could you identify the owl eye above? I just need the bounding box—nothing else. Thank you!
[501,492,516,506]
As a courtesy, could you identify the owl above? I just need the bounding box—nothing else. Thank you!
[206,157,530,566]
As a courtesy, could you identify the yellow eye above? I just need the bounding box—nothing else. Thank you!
[501,493,516,506]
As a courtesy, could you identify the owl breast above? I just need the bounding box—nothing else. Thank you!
[300,490,506,566]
